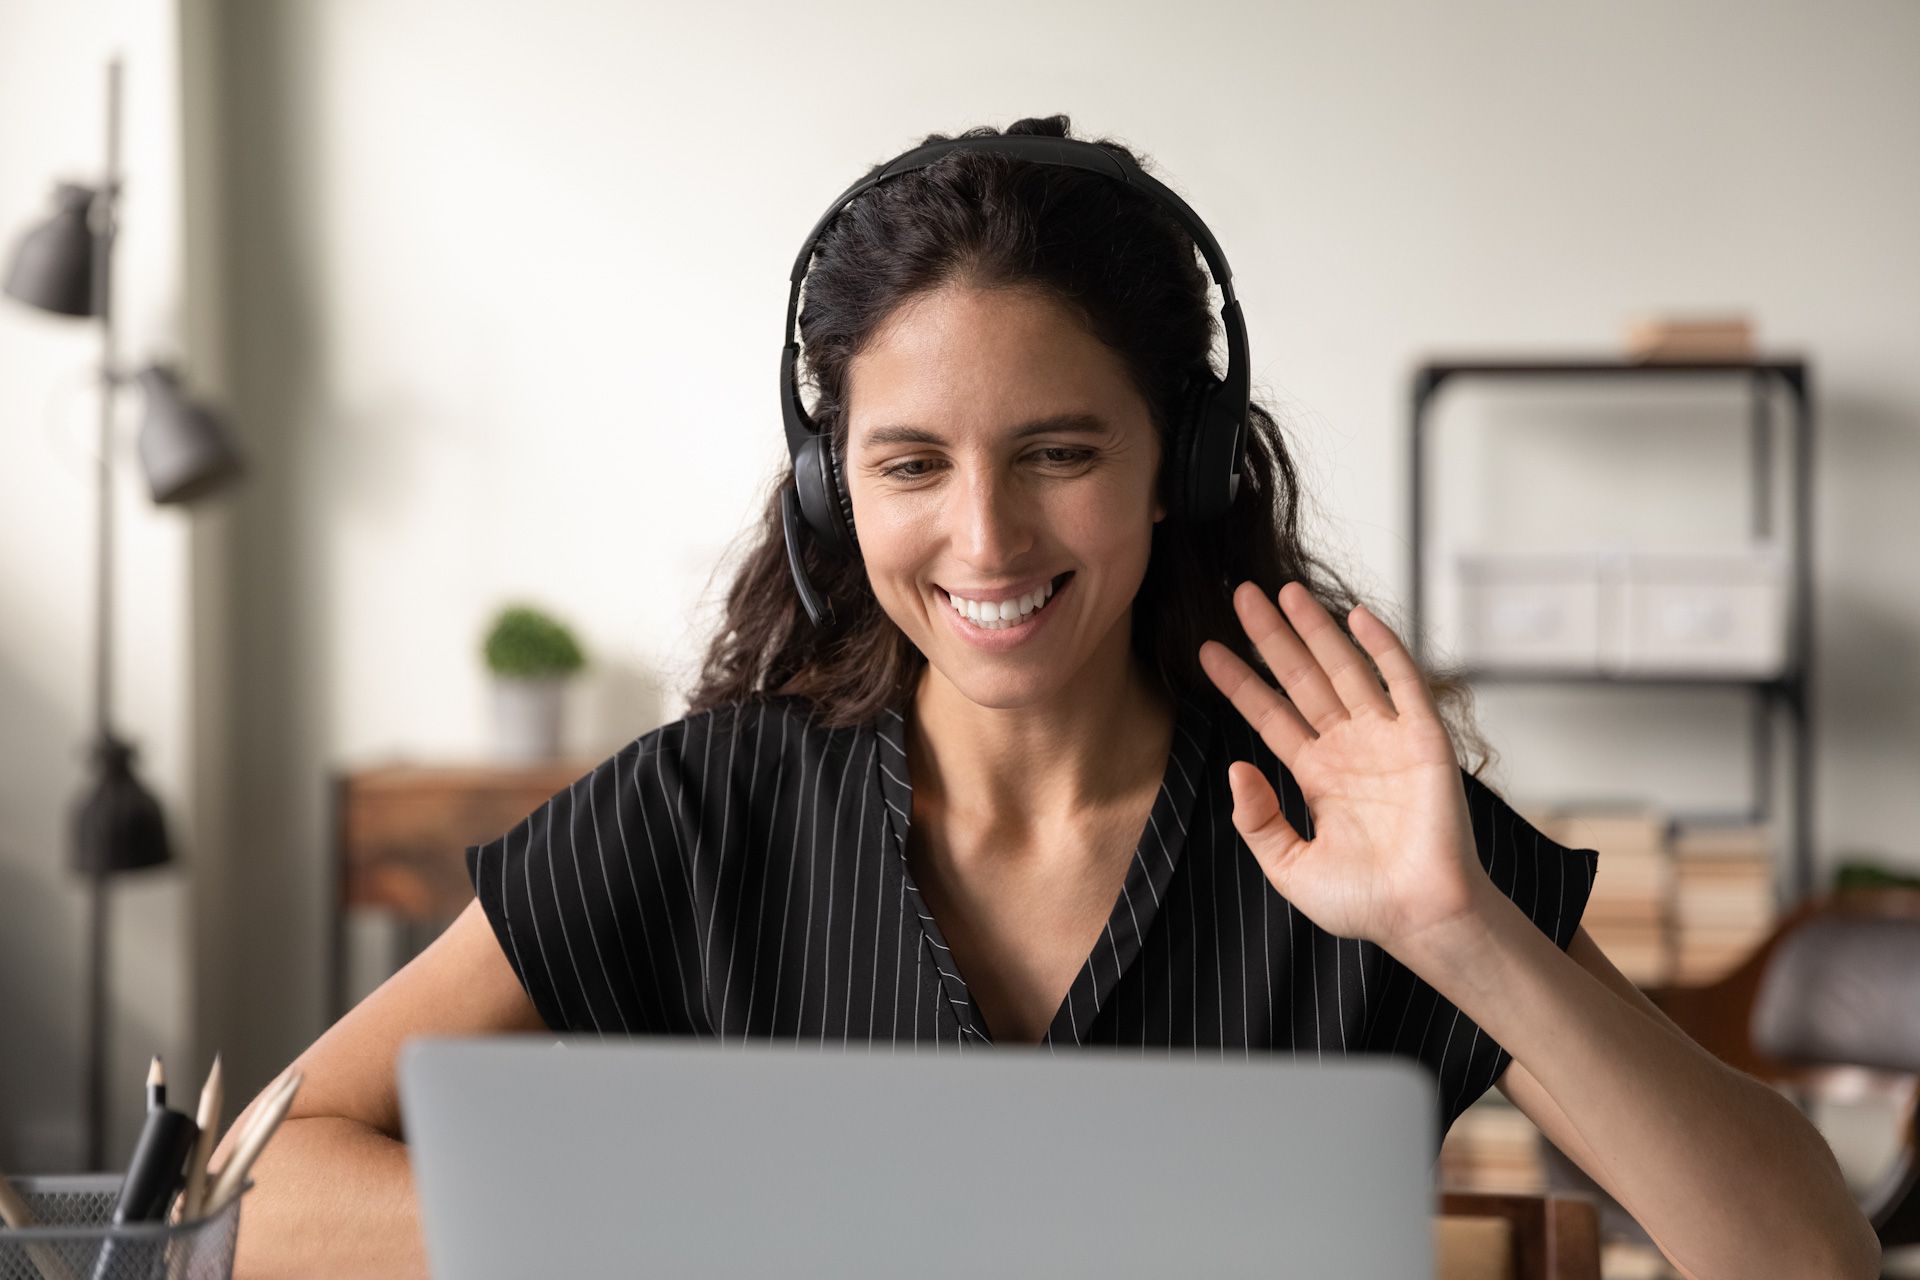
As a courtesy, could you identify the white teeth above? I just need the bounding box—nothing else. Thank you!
[946,577,1060,629]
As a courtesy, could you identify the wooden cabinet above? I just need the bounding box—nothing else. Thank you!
[329,760,596,1019]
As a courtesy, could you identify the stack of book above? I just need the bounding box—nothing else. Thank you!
[1600,1241,1683,1279]
[1669,818,1777,983]
[1438,1096,1545,1193]
[1623,312,1755,362]
[1530,802,1673,985]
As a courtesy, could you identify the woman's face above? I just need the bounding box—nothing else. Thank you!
[843,281,1166,709]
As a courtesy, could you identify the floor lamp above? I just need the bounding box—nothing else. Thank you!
[3,55,245,1171]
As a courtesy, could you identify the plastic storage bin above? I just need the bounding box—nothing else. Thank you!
[1619,543,1789,676]
[0,1174,243,1280]
[1449,547,1614,670]
[1451,542,1789,677]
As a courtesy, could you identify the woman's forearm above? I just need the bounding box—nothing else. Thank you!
[1401,883,1879,1280]
[229,1115,429,1280]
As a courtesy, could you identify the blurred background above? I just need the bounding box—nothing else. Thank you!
[3,1,1916,1276]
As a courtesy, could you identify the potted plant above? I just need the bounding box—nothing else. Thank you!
[482,603,587,762]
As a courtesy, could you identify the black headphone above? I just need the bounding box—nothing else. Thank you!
[779,134,1250,629]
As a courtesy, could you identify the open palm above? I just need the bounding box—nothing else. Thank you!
[1198,581,1489,952]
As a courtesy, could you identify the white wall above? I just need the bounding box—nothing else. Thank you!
[0,0,201,1169]
[6,0,1918,1149]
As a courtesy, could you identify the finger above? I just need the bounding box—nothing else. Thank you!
[1276,582,1397,721]
[1228,579,1351,729]
[1349,602,1439,722]
[1232,581,1350,733]
[1199,638,1315,766]
[1226,761,1306,886]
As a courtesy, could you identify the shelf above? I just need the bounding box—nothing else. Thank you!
[1458,666,1801,691]
[1414,354,1807,383]
[1407,351,1817,902]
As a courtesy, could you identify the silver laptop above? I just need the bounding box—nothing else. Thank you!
[399,1037,1436,1278]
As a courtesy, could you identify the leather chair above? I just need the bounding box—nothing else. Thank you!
[1543,888,1920,1252]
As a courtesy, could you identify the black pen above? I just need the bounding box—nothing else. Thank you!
[92,1058,198,1280]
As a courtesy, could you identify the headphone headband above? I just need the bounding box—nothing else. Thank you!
[782,136,1244,459]
[786,136,1238,303]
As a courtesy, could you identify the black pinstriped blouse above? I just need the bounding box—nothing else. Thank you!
[464,686,1598,1147]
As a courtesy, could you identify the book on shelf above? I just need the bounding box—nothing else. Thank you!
[1670,817,1776,983]
[1515,801,1779,988]
[1601,1241,1685,1280]
[1438,1098,1546,1194]
[1581,845,1670,897]
[1670,816,1771,859]
[1527,799,1672,982]
[1623,312,1756,362]
[1530,801,1669,855]
[1584,935,1672,985]
[1674,875,1774,924]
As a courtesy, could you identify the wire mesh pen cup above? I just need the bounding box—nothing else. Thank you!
[0,1175,246,1280]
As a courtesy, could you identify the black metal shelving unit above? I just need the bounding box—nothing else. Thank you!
[1406,355,1816,904]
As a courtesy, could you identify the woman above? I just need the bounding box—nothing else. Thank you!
[220,116,1877,1279]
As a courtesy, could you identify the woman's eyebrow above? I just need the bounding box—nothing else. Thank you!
[860,412,1110,450]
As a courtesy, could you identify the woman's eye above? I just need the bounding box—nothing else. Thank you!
[878,449,1091,481]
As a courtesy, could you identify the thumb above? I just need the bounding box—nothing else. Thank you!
[1227,761,1305,883]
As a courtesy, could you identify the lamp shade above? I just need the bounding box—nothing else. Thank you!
[135,365,245,504]
[3,182,99,318]
[71,735,171,875]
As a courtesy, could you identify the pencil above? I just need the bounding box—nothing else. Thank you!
[205,1068,287,1177]
[177,1054,224,1223]
[146,1056,165,1112]
[203,1071,303,1215]
[0,1163,76,1280]
[0,1163,36,1229]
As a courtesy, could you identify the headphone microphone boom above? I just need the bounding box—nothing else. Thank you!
[779,134,1251,630]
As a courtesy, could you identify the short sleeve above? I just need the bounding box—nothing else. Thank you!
[464,724,691,1037]
[1360,766,1600,1150]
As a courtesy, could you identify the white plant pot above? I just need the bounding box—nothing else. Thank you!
[491,675,569,762]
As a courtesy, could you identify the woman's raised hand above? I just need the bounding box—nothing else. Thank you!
[1198,581,1491,953]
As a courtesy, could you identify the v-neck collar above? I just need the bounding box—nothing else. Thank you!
[868,686,1215,1050]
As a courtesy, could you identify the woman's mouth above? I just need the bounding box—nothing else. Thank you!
[937,571,1074,633]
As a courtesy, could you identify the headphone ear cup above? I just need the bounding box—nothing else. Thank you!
[826,437,860,558]
[1166,374,1213,522]
[1182,376,1244,524]
[793,434,857,558]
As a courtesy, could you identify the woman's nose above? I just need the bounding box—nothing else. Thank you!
[954,468,1034,564]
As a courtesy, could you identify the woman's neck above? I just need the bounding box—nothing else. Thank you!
[906,641,1177,840]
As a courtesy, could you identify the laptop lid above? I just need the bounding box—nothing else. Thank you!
[399,1037,1436,1278]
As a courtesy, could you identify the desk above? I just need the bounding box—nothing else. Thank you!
[329,760,596,1020]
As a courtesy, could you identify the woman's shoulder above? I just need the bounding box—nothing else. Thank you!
[596,693,879,820]
[627,693,863,765]
[462,695,854,919]
[465,698,797,850]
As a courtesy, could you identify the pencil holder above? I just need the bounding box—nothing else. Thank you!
[0,1175,246,1280]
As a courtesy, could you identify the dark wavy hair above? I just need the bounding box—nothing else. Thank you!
[684,113,1495,776]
